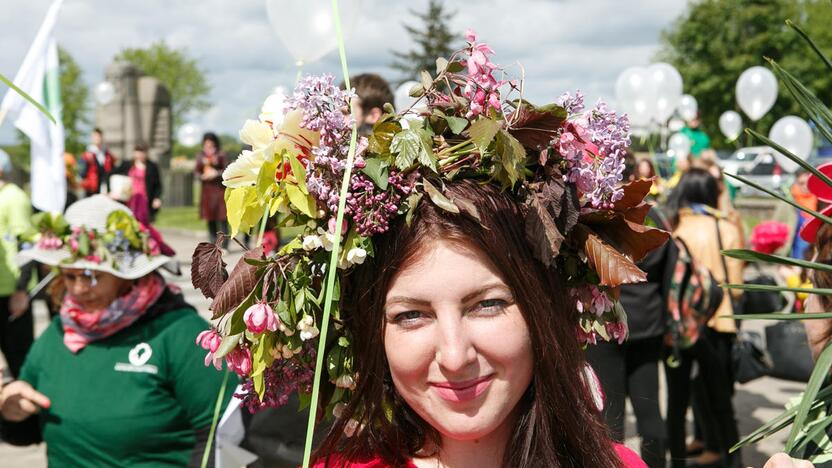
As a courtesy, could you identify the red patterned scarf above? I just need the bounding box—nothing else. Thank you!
[60,273,166,353]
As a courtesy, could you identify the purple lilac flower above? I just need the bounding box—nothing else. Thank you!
[344,171,413,236]
[236,342,317,413]
[556,90,585,115]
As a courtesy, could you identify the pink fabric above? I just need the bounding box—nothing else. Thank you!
[129,164,147,197]
[312,444,645,467]
[60,273,166,353]
[127,164,151,225]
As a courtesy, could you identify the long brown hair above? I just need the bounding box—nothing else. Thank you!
[314,179,621,467]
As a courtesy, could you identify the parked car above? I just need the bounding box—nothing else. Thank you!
[719,146,793,197]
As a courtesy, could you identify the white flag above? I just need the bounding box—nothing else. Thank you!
[0,0,66,213]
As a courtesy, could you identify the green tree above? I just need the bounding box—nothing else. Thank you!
[59,47,90,155]
[390,0,457,84]
[115,41,211,127]
[658,0,832,149]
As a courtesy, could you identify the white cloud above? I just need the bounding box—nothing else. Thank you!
[0,0,687,146]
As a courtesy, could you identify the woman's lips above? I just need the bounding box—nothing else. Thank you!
[430,374,494,403]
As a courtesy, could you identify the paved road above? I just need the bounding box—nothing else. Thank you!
[0,229,808,467]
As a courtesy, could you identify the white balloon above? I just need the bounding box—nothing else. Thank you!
[615,66,655,127]
[677,94,698,122]
[94,81,115,105]
[768,115,813,172]
[394,81,421,113]
[648,63,683,123]
[718,110,743,141]
[668,118,685,132]
[668,132,692,159]
[177,123,202,147]
[736,66,778,121]
[265,0,361,65]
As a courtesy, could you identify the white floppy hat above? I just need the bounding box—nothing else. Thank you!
[17,195,179,280]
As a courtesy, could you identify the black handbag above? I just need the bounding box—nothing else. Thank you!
[732,330,772,384]
[765,321,815,382]
[742,265,787,315]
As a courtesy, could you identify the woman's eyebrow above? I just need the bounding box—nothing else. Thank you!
[385,296,432,308]
[460,283,512,303]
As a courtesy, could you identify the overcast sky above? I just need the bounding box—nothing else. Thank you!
[0,0,689,146]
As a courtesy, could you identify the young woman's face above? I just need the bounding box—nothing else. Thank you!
[383,239,534,441]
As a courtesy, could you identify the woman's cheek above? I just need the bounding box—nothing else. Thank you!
[385,327,434,386]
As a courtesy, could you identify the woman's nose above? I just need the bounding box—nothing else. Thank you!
[435,315,477,373]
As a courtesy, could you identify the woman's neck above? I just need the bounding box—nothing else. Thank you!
[414,415,515,468]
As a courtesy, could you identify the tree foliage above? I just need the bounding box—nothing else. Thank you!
[115,41,211,128]
[658,0,832,148]
[59,47,90,155]
[390,0,457,85]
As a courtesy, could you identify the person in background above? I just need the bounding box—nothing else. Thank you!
[0,196,235,465]
[699,159,745,247]
[586,151,676,468]
[78,128,116,197]
[681,114,712,160]
[0,151,33,379]
[195,132,229,247]
[64,152,79,209]
[113,143,162,225]
[665,168,744,468]
[636,157,663,198]
[345,73,394,136]
[792,170,817,260]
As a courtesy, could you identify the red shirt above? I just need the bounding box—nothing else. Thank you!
[313,443,647,467]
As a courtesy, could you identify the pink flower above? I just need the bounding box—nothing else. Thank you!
[577,327,597,346]
[462,29,504,118]
[605,321,628,345]
[196,329,223,370]
[226,347,252,376]
[328,217,348,235]
[244,302,280,334]
[85,255,102,264]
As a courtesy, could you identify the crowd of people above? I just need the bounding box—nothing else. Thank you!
[0,64,825,468]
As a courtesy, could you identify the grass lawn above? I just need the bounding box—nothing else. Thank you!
[154,205,205,231]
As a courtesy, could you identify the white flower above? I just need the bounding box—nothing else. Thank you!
[222,143,273,188]
[259,92,287,126]
[239,119,275,149]
[316,228,335,252]
[335,374,356,390]
[343,418,359,438]
[346,247,367,265]
[302,235,323,251]
[332,402,347,418]
[298,315,320,341]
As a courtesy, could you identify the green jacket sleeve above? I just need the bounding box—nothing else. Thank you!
[163,311,238,430]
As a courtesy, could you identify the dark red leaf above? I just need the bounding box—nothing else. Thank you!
[574,224,647,287]
[191,242,228,299]
[580,211,670,263]
[525,184,565,267]
[622,203,651,225]
[614,178,654,210]
[506,102,567,151]
[210,247,264,319]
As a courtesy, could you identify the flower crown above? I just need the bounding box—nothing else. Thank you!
[21,210,161,270]
[192,31,668,416]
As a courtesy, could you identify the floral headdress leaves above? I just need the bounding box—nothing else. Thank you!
[506,101,568,151]
[573,224,648,287]
[210,246,265,319]
[525,178,568,266]
[191,236,229,299]
[579,211,669,265]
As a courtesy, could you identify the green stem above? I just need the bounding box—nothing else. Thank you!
[200,369,230,468]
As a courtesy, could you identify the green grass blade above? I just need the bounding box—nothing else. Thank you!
[746,129,832,190]
[766,58,832,144]
[787,342,832,453]
[732,313,832,320]
[722,249,832,274]
[794,413,832,453]
[724,172,832,225]
[722,283,832,296]
[0,72,57,124]
[786,19,832,72]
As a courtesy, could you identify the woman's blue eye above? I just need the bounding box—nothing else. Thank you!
[393,311,423,323]
[477,299,507,313]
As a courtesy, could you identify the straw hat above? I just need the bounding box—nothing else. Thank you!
[17,195,178,279]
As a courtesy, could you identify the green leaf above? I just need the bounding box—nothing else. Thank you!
[722,249,832,274]
[723,283,832,296]
[419,70,433,91]
[77,233,90,257]
[391,128,435,171]
[725,172,832,226]
[405,192,423,226]
[422,179,459,214]
[360,158,390,190]
[747,129,832,190]
[444,116,468,135]
[326,345,346,381]
[786,19,832,72]
[787,342,832,453]
[256,159,278,199]
[494,129,527,187]
[468,118,500,151]
[0,72,56,124]
[408,83,425,98]
[766,58,832,146]
[288,155,308,194]
[446,61,465,73]
[367,120,401,155]
[286,184,317,218]
[435,57,449,75]
[214,333,241,360]
[732,313,832,321]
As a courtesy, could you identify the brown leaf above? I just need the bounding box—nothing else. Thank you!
[506,102,567,151]
[574,224,647,287]
[191,242,228,299]
[621,203,651,225]
[580,211,670,263]
[614,178,654,210]
[525,178,568,266]
[557,183,580,236]
[210,247,264,319]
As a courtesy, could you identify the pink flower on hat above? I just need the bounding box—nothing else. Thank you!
[226,346,252,376]
[244,302,280,334]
